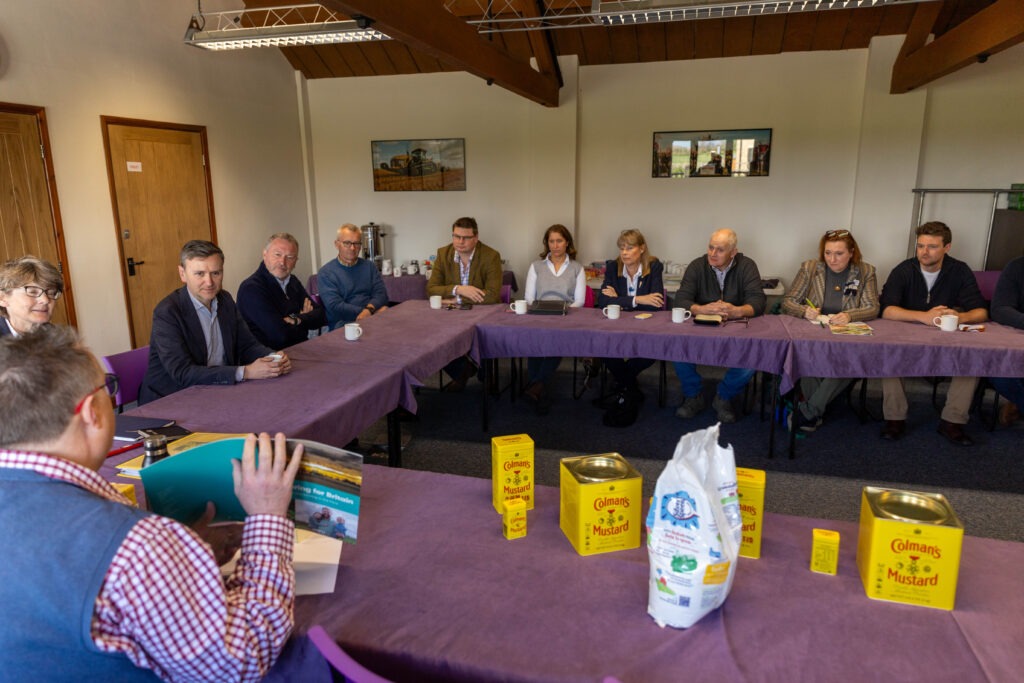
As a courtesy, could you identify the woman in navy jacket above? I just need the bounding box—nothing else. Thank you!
[595,229,664,425]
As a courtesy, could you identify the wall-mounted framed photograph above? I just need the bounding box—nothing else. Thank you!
[371,138,466,191]
[652,129,771,178]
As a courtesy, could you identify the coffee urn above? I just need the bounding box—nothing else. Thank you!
[361,222,387,271]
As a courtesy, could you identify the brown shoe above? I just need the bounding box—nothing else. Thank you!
[999,402,1020,427]
[937,420,973,446]
[880,420,905,441]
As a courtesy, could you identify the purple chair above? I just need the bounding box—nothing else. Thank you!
[307,273,322,306]
[974,270,1000,304]
[305,626,393,683]
[100,346,149,412]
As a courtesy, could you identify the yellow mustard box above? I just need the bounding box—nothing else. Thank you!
[502,497,527,540]
[736,467,765,559]
[559,454,641,556]
[856,486,963,611]
[811,528,840,575]
[492,434,534,513]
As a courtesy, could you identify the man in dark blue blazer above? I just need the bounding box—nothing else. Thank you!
[237,233,325,348]
[139,241,292,405]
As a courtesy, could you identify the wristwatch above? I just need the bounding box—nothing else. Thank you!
[365,304,376,315]
[287,313,301,324]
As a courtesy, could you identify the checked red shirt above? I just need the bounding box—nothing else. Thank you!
[0,450,295,682]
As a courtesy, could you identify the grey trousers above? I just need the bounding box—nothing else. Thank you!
[882,376,978,424]
[798,377,853,419]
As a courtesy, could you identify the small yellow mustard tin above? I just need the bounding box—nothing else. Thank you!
[736,467,765,559]
[502,497,527,540]
[492,434,534,513]
[811,528,840,575]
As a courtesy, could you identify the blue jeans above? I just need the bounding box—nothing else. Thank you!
[673,362,754,400]
[989,377,1024,411]
[527,357,562,384]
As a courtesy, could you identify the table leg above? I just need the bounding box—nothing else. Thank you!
[481,361,490,432]
[387,410,402,468]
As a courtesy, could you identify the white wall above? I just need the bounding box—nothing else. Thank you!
[6,1,1024,351]
[1,0,308,355]
[915,42,1024,270]
[304,56,579,278]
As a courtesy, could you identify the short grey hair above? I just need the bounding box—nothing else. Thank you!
[0,325,99,448]
[264,233,299,251]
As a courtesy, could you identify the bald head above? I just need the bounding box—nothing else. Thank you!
[707,229,738,269]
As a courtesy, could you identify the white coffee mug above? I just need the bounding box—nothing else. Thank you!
[429,295,443,310]
[382,259,393,276]
[264,353,282,362]
[933,314,959,332]
[671,308,692,323]
[510,300,527,315]
[602,304,621,320]
[344,323,363,341]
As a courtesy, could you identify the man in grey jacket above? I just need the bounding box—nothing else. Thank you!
[672,228,766,423]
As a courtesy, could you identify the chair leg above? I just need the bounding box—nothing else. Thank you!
[658,361,667,408]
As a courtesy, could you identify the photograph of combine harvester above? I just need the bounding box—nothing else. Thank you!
[371,138,466,191]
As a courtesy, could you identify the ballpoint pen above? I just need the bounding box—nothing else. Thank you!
[107,441,142,458]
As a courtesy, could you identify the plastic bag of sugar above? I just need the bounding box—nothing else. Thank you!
[647,424,741,628]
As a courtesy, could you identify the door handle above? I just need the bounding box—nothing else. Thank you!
[127,257,145,276]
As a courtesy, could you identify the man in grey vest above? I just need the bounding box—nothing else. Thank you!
[0,326,322,680]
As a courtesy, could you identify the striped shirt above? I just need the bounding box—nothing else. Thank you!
[0,450,295,682]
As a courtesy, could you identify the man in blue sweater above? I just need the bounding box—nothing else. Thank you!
[878,221,987,445]
[238,233,326,348]
[318,224,389,330]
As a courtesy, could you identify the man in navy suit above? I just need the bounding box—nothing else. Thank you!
[139,241,292,404]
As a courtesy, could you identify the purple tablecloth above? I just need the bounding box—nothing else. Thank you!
[780,315,1024,390]
[127,359,405,449]
[473,308,790,377]
[289,301,502,390]
[382,274,427,302]
[293,465,1024,683]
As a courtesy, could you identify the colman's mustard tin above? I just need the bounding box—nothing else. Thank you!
[856,486,963,611]
[559,453,642,556]
[736,467,765,559]
[492,434,534,513]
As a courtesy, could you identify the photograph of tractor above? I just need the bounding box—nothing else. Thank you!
[382,148,440,176]
[371,138,466,192]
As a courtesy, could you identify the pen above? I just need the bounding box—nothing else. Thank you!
[805,298,818,309]
[107,441,142,458]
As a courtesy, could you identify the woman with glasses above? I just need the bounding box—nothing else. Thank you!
[595,229,664,427]
[0,256,65,337]
[781,229,879,432]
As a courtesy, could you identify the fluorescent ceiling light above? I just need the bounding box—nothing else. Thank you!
[184,4,389,50]
[592,0,932,26]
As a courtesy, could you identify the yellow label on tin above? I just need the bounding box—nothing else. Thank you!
[811,528,840,575]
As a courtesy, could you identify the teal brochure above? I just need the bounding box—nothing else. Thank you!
[140,437,363,541]
[140,438,248,525]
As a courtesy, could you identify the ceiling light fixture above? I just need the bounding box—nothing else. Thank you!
[592,0,933,26]
[184,3,389,51]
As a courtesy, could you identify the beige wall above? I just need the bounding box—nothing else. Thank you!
[303,37,1024,286]
[1,0,308,355]
[5,1,1024,354]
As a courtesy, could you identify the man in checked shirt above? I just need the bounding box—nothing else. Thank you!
[0,325,322,681]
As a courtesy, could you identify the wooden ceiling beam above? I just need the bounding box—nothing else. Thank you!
[321,0,560,107]
[891,0,1024,93]
[513,0,562,85]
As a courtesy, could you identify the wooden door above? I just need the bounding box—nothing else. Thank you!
[0,105,75,326]
[103,119,216,347]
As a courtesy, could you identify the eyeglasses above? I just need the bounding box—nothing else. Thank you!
[15,285,62,301]
[338,241,361,249]
[825,230,850,239]
[452,233,477,242]
[73,373,119,414]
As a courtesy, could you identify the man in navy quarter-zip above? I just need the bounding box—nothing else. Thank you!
[878,221,987,445]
